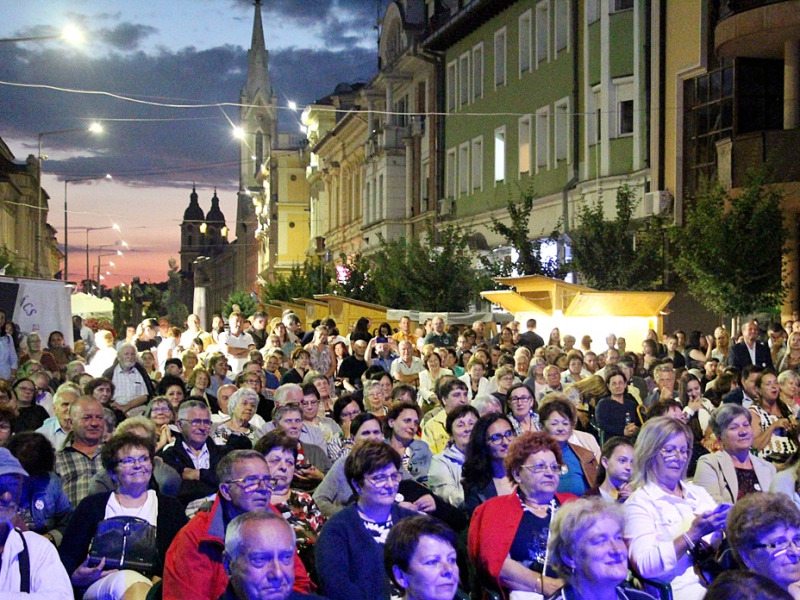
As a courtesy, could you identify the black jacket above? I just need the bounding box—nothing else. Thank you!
[158,434,239,506]
[102,361,157,400]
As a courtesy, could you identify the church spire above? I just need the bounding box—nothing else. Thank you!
[244,0,270,100]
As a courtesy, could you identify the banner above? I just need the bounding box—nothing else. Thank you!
[0,276,74,346]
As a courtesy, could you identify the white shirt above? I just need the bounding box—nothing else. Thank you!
[625,480,718,600]
[36,417,69,451]
[181,441,210,470]
[0,528,73,598]
[390,356,424,378]
[217,331,255,375]
[105,489,159,526]
[111,364,148,405]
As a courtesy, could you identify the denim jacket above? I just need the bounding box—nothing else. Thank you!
[20,472,73,544]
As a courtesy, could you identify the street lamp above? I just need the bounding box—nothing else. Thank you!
[95,249,122,296]
[0,24,85,45]
[63,174,112,282]
[68,224,120,288]
[36,123,103,276]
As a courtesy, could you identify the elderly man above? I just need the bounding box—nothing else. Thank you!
[160,399,234,509]
[0,448,73,596]
[36,383,79,451]
[55,396,105,507]
[338,340,368,392]
[221,511,325,600]
[180,313,206,348]
[644,363,678,408]
[102,343,155,416]
[423,317,453,348]
[731,319,774,370]
[391,340,424,387]
[366,336,397,373]
[219,312,256,376]
[163,450,312,600]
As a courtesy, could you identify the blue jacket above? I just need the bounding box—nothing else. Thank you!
[315,503,416,600]
[20,472,72,544]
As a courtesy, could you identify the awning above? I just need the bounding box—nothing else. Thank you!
[565,291,674,317]
[71,292,114,318]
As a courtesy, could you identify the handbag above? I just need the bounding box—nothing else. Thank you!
[88,516,157,572]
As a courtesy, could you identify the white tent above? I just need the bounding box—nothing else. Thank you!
[71,292,114,319]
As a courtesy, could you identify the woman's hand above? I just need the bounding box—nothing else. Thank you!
[687,396,703,414]
[412,494,436,513]
[617,482,633,501]
[156,425,174,452]
[541,575,565,597]
[71,556,117,587]
[687,504,731,541]
[623,423,639,437]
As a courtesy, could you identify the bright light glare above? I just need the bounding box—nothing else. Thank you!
[233,126,245,140]
[121,241,129,248]
[116,250,123,256]
[108,261,115,267]
[105,173,112,180]
[62,24,84,45]
[288,101,297,111]
[88,122,103,134]
[111,223,120,231]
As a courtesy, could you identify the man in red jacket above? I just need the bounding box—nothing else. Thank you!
[162,449,311,600]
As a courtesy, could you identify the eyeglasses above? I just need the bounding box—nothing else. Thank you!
[520,462,562,474]
[150,406,172,414]
[659,446,690,459]
[181,418,212,428]
[365,472,402,486]
[487,430,516,445]
[340,409,361,420]
[301,399,319,407]
[754,536,800,558]
[226,475,274,492]
[244,378,261,385]
[117,456,152,467]
[509,395,533,404]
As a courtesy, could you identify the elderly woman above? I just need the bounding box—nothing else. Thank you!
[326,394,364,460]
[418,351,454,409]
[694,403,776,504]
[12,377,49,432]
[385,515,460,600]
[507,382,540,435]
[18,332,59,375]
[751,369,797,463]
[313,412,387,516]
[59,432,187,600]
[538,397,598,496]
[462,413,517,514]
[596,367,641,441]
[547,497,656,600]
[624,417,729,600]
[145,396,177,450]
[6,432,72,545]
[469,431,577,598]
[459,356,490,401]
[385,401,432,483]
[255,430,326,583]
[364,379,389,418]
[271,403,331,490]
[779,370,800,417]
[560,351,585,385]
[315,440,417,600]
[187,367,218,412]
[211,387,260,446]
[727,492,800,599]
[428,404,479,509]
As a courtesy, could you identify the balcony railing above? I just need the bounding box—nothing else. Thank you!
[718,0,786,21]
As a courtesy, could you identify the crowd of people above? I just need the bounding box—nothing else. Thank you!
[2,307,800,600]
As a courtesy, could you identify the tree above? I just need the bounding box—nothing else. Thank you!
[111,284,137,335]
[260,259,334,304]
[670,174,788,316]
[163,259,189,327]
[335,252,378,303]
[479,192,562,281]
[569,184,667,290]
[221,289,258,319]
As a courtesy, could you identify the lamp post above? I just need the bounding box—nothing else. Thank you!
[63,174,112,282]
[36,123,103,276]
[68,225,121,289]
[95,250,122,296]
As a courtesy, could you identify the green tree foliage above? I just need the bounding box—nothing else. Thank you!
[479,193,562,281]
[111,284,137,334]
[334,225,483,311]
[221,289,258,319]
[569,184,666,290]
[670,174,788,316]
[260,259,334,303]
[163,259,189,328]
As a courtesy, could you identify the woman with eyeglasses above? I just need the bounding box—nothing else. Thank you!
[326,394,364,461]
[624,417,729,600]
[507,382,540,435]
[145,396,177,451]
[59,431,187,600]
[11,377,49,432]
[469,431,577,599]
[385,401,432,483]
[727,492,800,599]
[316,440,417,600]
[462,413,517,515]
[211,387,261,446]
[255,430,326,584]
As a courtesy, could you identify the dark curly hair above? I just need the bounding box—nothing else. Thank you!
[100,431,155,473]
[344,440,401,494]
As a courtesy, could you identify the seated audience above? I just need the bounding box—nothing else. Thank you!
[428,404,479,509]
[55,397,105,507]
[585,436,634,502]
[462,413,516,515]
[386,401,431,483]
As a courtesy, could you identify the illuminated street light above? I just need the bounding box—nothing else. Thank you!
[63,173,111,282]
[0,24,85,44]
[233,126,245,140]
[288,101,298,111]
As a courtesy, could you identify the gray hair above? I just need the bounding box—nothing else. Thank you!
[177,399,210,421]
[224,510,296,560]
[113,415,157,444]
[362,379,382,396]
[26,332,41,345]
[302,371,326,386]
[102,407,117,434]
[548,497,625,582]
[631,416,693,488]
[216,449,267,486]
[53,383,81,405]
[778,370,800,386]
[709,403,752,439]
[273,384,302,406]
[472,394,502,417]
[116,343,137,360]
[227,387,260,415]
[272,402,302,424]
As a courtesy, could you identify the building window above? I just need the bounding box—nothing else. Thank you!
[421,159,430,212]
[591,86,602,145]
[536,1,549,65]
[396,95,408,128]
[619,100,634,136]
[255,132,264,177]
[536,107,550,171]
[519,115,532,175]
[471,136,483,190]
[586,0,599,23]
[519,10,532,75]
[555,0,568,53]
[446,148,457,198]
[494,126,506,183]
[447,61,457,112]
[459,143,470,195]
[365,182,371,223]
[459,52,470,107]
[613,0,634,11]
[612,77,634,138]
[472,43,484,101]
[378,174,384,220]
[494,27,507,88]
[554,98,569,162]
